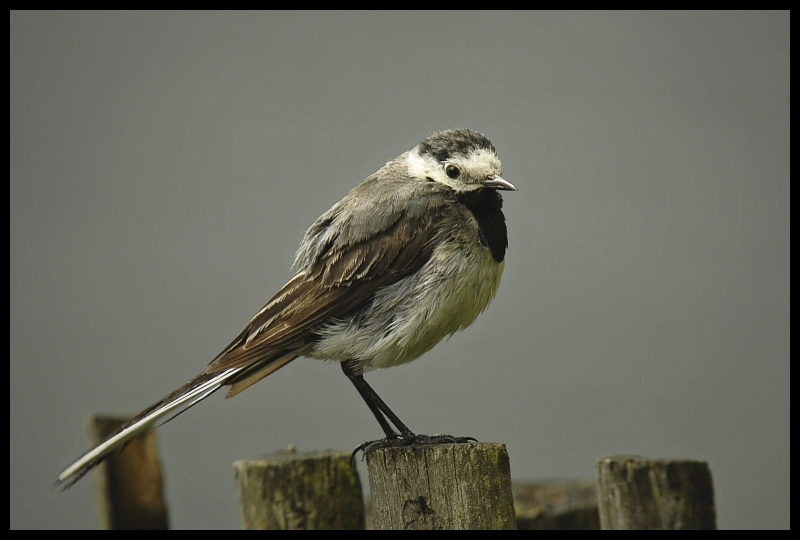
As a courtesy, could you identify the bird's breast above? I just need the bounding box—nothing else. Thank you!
[309,237,505,371]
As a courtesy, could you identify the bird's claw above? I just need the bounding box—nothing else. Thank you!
[350,434,478,467]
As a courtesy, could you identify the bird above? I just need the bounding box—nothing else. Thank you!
[57,128,516,487]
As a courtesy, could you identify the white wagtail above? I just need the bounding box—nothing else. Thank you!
[57,128,516,486]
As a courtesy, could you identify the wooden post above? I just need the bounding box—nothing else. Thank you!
[234,447,365,530]
[366,442,516,530]
[513,478,600,530]
[88,415,169,530]
[596,455,716,530]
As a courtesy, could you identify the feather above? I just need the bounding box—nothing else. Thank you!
[56,367,242,488]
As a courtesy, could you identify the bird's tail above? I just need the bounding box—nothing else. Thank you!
[56,366,244,488]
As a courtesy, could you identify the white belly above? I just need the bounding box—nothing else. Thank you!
[309,240,504,371]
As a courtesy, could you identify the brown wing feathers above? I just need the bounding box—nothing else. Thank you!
[206,207,445,381]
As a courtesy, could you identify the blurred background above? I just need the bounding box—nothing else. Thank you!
[10,11,789,529]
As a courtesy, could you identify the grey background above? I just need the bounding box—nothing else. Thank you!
[10,11,789,529]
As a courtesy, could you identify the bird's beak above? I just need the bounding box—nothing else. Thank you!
[482,175,517,191]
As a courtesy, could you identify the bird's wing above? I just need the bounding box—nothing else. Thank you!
[207,193,450,375]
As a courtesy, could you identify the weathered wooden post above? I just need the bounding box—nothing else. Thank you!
[596,455,716,529]
[366,442,516,530]
[513,478,600,530]
[88,415,169,530]
[234,447,366,529]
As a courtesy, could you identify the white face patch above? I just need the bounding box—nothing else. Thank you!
[406,147,503,192]
[405,149,441,182]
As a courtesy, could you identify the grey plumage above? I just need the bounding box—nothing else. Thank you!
[57,128,515,487]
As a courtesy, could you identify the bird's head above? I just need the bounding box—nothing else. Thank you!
[406,128,516,193]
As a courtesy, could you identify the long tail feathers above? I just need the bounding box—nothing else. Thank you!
[56,367,244,488]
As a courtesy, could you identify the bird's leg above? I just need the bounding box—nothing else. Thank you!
[341,360,414,438]
[341,361,477,464]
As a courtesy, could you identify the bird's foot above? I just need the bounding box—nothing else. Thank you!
[350,434,478,466]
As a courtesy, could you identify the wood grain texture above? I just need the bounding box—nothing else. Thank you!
[234,448,365,530]
[596,455,716,530]
[366,442,516,530]
[88,415,169,530]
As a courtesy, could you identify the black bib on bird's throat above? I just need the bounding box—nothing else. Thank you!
[458,189,508,263]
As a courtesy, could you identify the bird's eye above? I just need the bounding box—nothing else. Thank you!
[445,165,460,179]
